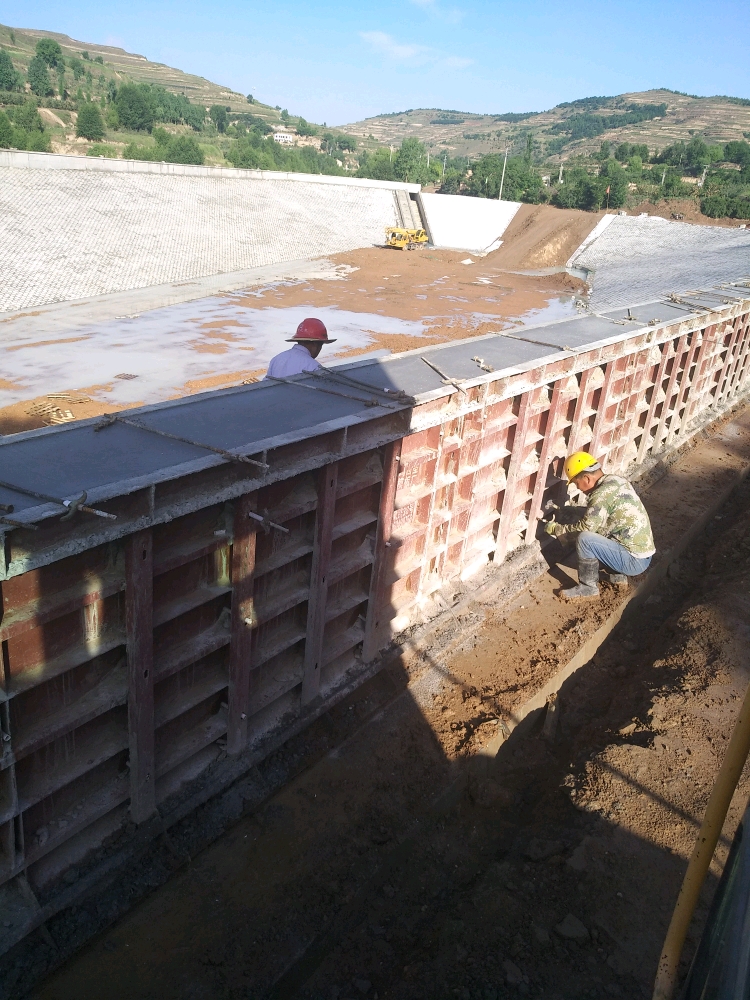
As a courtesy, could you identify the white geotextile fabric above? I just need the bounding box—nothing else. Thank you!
[420,192,521,253]
[0,168,400,312]
[570,215,750,308]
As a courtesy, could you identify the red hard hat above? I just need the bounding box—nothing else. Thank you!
[286,317,337,343]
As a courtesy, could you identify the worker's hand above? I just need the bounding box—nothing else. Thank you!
[544,519,563,537]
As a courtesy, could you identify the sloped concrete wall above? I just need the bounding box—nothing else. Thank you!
[419,192,521,253]
[0,152,420,312]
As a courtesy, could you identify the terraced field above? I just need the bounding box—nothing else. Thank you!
[343,89,750,160]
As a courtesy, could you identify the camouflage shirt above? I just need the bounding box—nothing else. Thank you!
[556,474,655,557]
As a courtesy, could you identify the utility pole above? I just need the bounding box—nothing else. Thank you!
[558,160,563,184]
[389,145,393,162]
[442,155,446,178]
[498,146,509,201]
[661,167,667,186]
[426,151,430,168]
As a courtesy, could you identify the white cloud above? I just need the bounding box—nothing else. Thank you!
[360,31,471,70]
[442,55,473,69]
[408,0,464,24]
[359,31,430,61]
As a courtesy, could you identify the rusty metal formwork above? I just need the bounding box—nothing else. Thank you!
[1,285,749,950]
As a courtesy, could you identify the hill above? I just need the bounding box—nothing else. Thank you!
[0,23,281,121]
[342,90,750,161]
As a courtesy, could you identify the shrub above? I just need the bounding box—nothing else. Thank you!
[69,57,85,81]
[27,56,53,96]
[76,101,105,140]
[86,143,119,157]
[163,134,204,164]
[14,100,45,132]
[700,195,727,217]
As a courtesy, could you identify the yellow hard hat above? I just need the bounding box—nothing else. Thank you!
[564,451,600,482]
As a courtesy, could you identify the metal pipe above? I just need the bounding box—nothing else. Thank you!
[653,678,750,1000]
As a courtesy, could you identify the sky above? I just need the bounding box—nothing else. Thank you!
[3,1,749,125]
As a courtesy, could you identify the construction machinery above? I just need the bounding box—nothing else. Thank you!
[384,226,429,250]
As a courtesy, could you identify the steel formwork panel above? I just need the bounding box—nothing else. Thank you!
[0,283,749,949]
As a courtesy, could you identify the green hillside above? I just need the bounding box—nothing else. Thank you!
[343,91,750,161]
[1,24,748,219]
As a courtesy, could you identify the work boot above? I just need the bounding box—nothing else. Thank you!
[562,557,600,599]
[606,571,629,588]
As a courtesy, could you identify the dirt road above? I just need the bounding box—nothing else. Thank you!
[9,403,750,1000]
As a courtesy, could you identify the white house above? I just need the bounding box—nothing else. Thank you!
[273,132,295,145]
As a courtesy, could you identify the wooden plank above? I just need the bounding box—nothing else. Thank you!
[125,529,155,825]
[301,463,339,704]
[494,389,534,564]
[525,379,566,544]
[227,492,257,755]
[363,440,402,662]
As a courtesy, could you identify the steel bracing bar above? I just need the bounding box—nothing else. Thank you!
[94,414,269,469]
[0,479,116,521]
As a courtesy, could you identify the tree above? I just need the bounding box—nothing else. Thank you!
[209,104,228,132]
[0,47,20,90]
[296,117,317,137]
[116,84,154,131]
[393,137,429,184]
[76,101,105,140]
[0,111,13,148]
[35,37,63,67]
[246,93,254,103]
[725,140,750,169]
[27,56,52,97]
[356,148,395,181]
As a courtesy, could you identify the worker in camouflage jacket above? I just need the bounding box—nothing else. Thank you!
[544,451,654,600]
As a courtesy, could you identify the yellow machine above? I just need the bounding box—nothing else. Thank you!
[384,227,429,250]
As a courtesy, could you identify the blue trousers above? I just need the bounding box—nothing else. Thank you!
[577,530,652,577]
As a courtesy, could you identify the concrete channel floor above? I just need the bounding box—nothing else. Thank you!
[19,404,750,1000]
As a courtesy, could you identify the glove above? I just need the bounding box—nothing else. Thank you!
[544,519,563,537]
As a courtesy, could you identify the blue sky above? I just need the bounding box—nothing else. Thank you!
[4,1,749,125]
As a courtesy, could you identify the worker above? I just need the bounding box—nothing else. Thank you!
[544,451,655,599]
[265,317,336,378]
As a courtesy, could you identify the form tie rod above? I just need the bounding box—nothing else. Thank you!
[0,479,116,521]
[94,414,269,470]
[420,356,467,394]
[266,376,397,408]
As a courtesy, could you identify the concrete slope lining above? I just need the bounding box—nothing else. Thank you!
[419,192,521,253]
[569,214,750,309]
[0,156,418,313]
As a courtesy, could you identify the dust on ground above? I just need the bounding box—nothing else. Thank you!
[18,407,750,1000]
[0,245,586,436]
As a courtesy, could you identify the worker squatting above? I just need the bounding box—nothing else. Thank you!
[267,319,655,601]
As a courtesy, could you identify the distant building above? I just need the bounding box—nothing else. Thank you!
[273,132,295,145]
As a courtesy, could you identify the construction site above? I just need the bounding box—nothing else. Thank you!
[1,147,750,1000]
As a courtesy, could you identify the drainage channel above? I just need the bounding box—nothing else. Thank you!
[15,406,750,1000]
